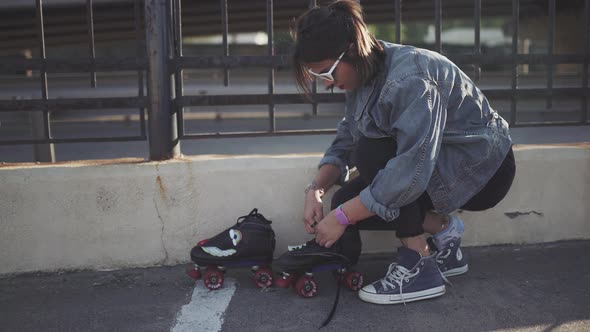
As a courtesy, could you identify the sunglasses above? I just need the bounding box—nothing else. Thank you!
[307,51,346,82]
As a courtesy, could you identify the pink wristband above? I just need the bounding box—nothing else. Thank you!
[335,205,351,225]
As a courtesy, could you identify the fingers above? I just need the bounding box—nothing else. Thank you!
[314,236,332,248]
[314,205,324,222]
[305,222,315,234]
[303,215,317,234]
[314,225,328,247]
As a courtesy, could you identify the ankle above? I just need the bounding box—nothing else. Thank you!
[438,215,451,234]
[400,235,430,257]
[423,212,449,235]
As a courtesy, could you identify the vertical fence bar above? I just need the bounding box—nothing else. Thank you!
[145,0,179,160]
[173,0,184,138]
[584,0,589,123]
[135,0,146,138]
[267,0,275,132]
[86,0,97,88]
[395,0,401,44]
[510,0,519,126]
[310,0,318,116]
[221,0,229,86]
[434,0,442,53]
[474,0,481,81]
[32,0,55,162]
[547,0,555,109]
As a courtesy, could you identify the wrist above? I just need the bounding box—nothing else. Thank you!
[304,182,325,196]
[335,204,353,225]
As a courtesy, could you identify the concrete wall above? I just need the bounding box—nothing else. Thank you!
[1,144,589,275]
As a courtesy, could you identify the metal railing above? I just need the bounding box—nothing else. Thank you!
[0,0,589,162]
[0,0,149,161]
[173,0,589,140]
[170,0,343,142]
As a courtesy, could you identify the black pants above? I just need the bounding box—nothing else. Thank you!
[331,135,516,238]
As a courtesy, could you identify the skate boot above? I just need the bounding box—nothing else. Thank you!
[359,247,446,305]
[188,208,276,290]
[427,215,469,277]
[274,226,363,297]
[275,226,363,327]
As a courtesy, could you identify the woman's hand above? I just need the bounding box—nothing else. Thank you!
[314,210,347,248]
[303,189,324,234]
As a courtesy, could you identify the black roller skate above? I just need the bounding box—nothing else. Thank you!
[275,227,363,296]
[274,227,363,327]
[188,208,276,290]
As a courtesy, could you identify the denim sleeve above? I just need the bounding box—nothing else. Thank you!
[359,77,446,221]
[318,115,354,184]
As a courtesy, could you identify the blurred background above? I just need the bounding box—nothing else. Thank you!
[0,0,588,162]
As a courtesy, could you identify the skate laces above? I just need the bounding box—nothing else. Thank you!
[288,240,351,263]
[286,239,350,329]
[320,271,342,329]
[235,208,272,225]
[287,239,315,251]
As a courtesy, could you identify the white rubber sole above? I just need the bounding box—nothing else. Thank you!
[358,285,446,305]
[442,264,469,277]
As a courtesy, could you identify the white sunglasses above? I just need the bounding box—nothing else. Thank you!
[307,51,346,82]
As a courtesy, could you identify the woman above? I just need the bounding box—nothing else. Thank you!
[280,0,515,304]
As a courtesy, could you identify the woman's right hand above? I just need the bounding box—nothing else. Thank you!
[303,189,325,234]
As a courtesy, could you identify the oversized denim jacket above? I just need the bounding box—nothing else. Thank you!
[319,42,512,221]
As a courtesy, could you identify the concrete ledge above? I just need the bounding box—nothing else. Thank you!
[1,144,589,274]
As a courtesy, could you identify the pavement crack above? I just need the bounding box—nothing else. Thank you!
[153,196,169,264]
[505,210,544,219]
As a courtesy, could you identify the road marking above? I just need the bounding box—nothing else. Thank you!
[171,278,237,332]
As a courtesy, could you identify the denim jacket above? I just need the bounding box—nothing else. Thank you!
[319,42,512,220]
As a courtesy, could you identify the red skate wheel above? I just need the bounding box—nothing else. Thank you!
[274,273,295,288]
[253,268,273,288]
[197,239,208,246]
[344,271,363,291]
[186,266,202,280]
[203,269,224,290]
[295,275,318,298]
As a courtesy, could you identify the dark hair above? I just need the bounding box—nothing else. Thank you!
[292,0,385,98]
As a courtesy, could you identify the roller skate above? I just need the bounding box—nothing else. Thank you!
[274,227,362,327]
[188,208,276,290]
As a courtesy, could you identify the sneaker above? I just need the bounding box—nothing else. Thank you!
[431,215,469,277]
[358,247,445,305]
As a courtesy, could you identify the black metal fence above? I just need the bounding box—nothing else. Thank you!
[0,0,589,162]
[0,0,149,161]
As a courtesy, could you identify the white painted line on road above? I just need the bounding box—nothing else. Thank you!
[171,278,237,332]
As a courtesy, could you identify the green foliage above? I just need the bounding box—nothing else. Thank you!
[368,22,429,43]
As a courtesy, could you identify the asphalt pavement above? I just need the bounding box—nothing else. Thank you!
[1,240,589,332]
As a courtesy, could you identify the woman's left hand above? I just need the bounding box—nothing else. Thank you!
[314,210,348,248]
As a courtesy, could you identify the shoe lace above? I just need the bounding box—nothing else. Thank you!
[236,208,272,225]
[435,248,452,265]
[429,237,454,286]
[287,239,315,251]
[287,240,350,329]
[379,263,419,305]
[433,251,453,287]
